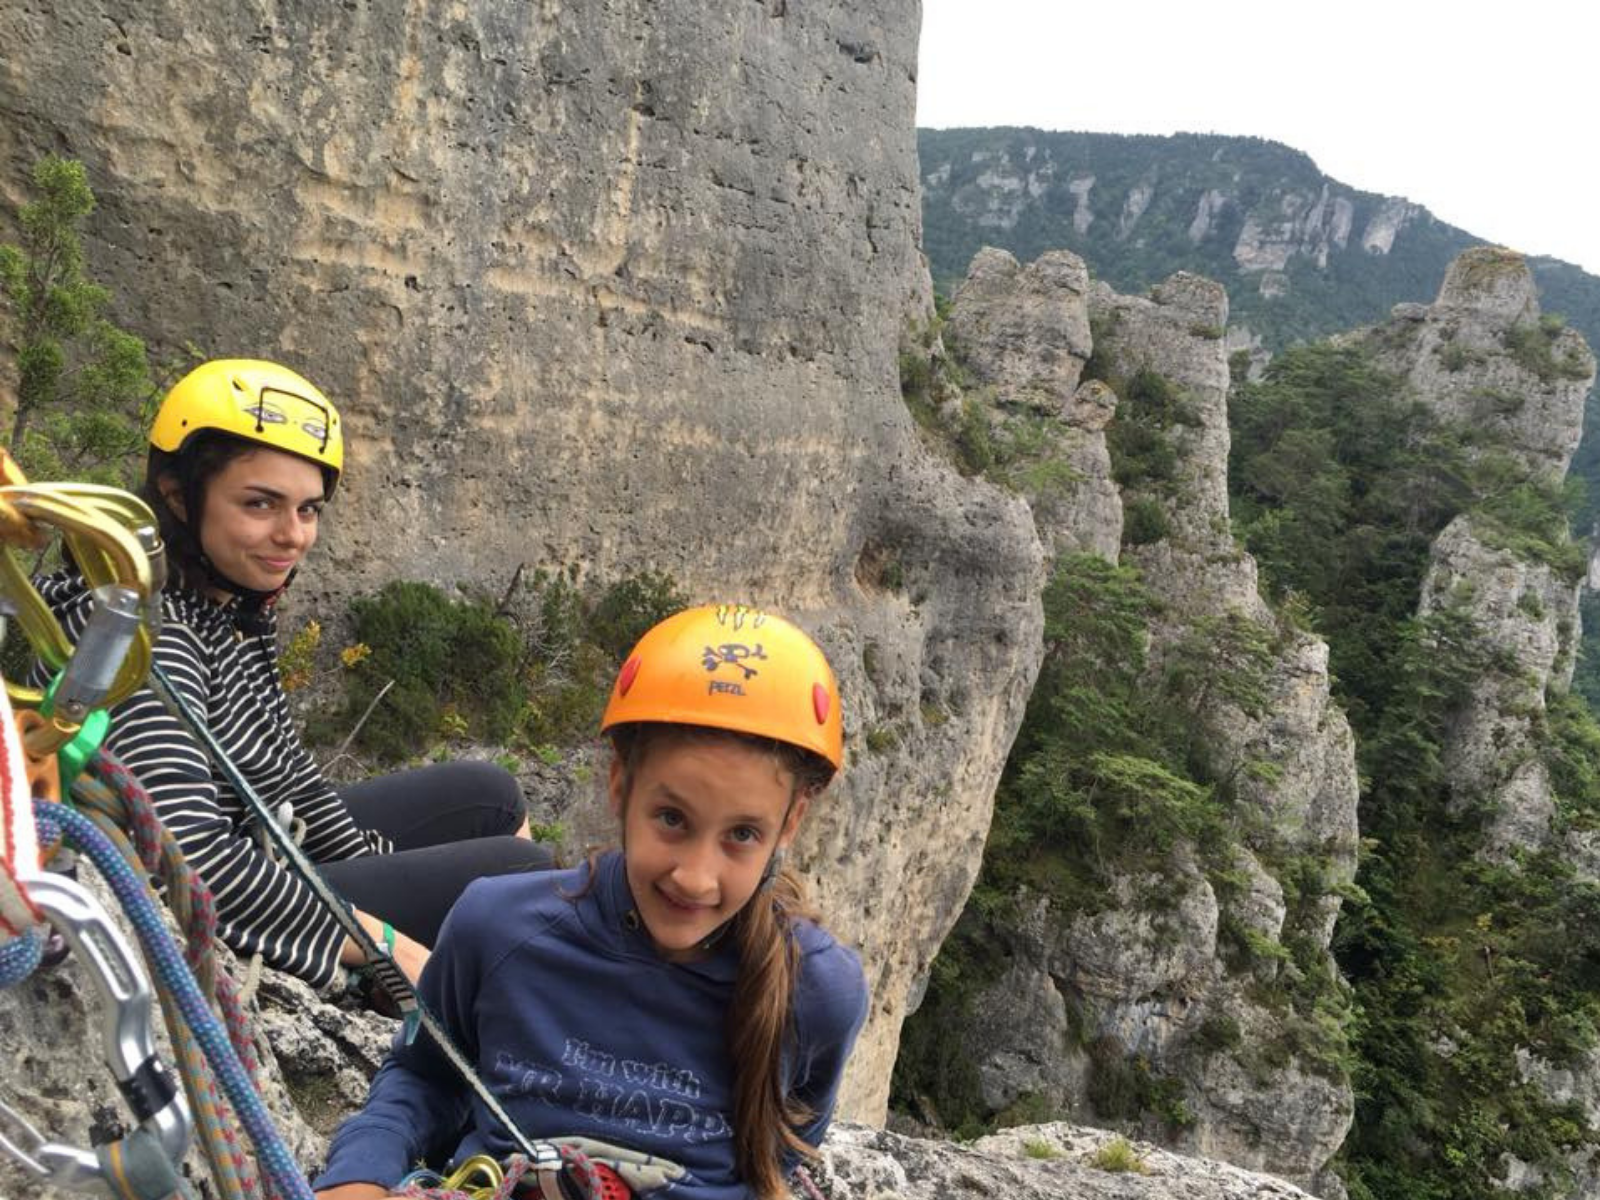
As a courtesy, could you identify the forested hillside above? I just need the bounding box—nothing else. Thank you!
[891,243,1600,1199]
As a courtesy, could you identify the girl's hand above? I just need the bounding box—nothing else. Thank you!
[313,1185,392,1200]
[339,911,430,980]
[388,927,430,981]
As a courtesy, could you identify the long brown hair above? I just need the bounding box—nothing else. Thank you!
[609,722,835,1199]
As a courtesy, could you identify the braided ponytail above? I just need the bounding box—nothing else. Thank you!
[731,864,818,1198]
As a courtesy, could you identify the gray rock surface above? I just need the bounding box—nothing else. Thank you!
[1367,247,1595,477]
[1233,186,1352,274]
[947,248,1093,409]
[1419,516,1578,853]
[944,259,1359,1190]
[1370,249,1595,856]
[0,0,1047,1126]
[816,1121,1319,1200]
[945,247,1121,560]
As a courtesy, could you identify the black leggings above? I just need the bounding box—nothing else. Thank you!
[319,760,555,947]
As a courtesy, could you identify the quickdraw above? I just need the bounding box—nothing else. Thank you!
[0,450,162,774]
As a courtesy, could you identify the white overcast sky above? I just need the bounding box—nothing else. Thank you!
[917,1,1600,277]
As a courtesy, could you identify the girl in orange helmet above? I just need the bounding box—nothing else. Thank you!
[316,604,868,1200]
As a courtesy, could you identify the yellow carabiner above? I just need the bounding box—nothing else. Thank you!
[442,1154,505,1199]
[0,452,160,750]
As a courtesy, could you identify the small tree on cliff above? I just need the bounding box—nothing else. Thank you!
[0,155,156,483]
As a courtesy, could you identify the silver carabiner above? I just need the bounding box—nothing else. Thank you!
[0,872,191,1195]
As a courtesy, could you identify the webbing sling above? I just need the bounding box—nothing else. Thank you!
[146,660,545,1162]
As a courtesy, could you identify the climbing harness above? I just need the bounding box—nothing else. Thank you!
[395,1140,661,1200]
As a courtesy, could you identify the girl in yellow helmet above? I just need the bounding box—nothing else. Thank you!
[37,359,553,992]
[315,604,868,1200]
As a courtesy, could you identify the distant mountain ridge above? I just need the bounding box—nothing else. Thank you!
[917,127,1600,525]
[918,128,1600,355]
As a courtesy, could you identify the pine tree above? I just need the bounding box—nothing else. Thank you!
[0,155,155,483]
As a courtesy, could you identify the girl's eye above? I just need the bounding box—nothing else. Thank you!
[299,504,322,519]
[653,809,685,832]
[727,825,761,846]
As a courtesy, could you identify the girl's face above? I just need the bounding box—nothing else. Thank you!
[179,448,326,594]
[610,735,808,963]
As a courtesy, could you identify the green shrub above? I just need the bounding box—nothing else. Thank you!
[1194,1012,1243,1055]
[343,581,525,761]
[1088,1136,1148,1174]
[1086,1036,1194,1130]
[1503,320,1593,384]
[954,397,996,475]
[1,154,168,484]
[587,570,687,660]
[1121,496,1170,545]
[336,569,686,762]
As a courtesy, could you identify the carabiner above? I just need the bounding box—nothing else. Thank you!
[0,872,191,1195]
[13,584,145,769]
[0,457,161,715]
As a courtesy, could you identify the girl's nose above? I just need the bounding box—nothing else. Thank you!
[274,510,308,546]
[671,847,719,901]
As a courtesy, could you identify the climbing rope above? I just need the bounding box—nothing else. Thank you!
[70,757,263,1200]
[34,800,314,1200]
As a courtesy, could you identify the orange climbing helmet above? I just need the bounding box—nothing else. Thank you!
[601,604,844,770]
[149,359,344,496]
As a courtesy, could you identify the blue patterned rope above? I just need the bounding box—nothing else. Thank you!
[36,801,314,1200]
[0,926,42,986]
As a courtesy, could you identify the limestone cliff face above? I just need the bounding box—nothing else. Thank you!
[1368,248,1592,478]
[944,247,1120,561]
[0,0,1046,1124]
[933,249,1359,1192]
[1361,250,1597,856]
[1360,251,1599,1194]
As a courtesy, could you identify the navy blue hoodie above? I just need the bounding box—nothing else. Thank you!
[316,850,868,1198]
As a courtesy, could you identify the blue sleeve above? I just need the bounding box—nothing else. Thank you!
[788,938,869,1153]
[314,884,490,1188]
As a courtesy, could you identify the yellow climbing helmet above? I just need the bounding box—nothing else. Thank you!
[601,604,844,770]
[149,359,344,496]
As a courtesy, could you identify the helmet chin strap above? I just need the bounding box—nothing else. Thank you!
[200,557,294,636]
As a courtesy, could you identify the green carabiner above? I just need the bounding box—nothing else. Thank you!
[41,672,109,787]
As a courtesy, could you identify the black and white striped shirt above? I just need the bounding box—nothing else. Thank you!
[39,572,390,988]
